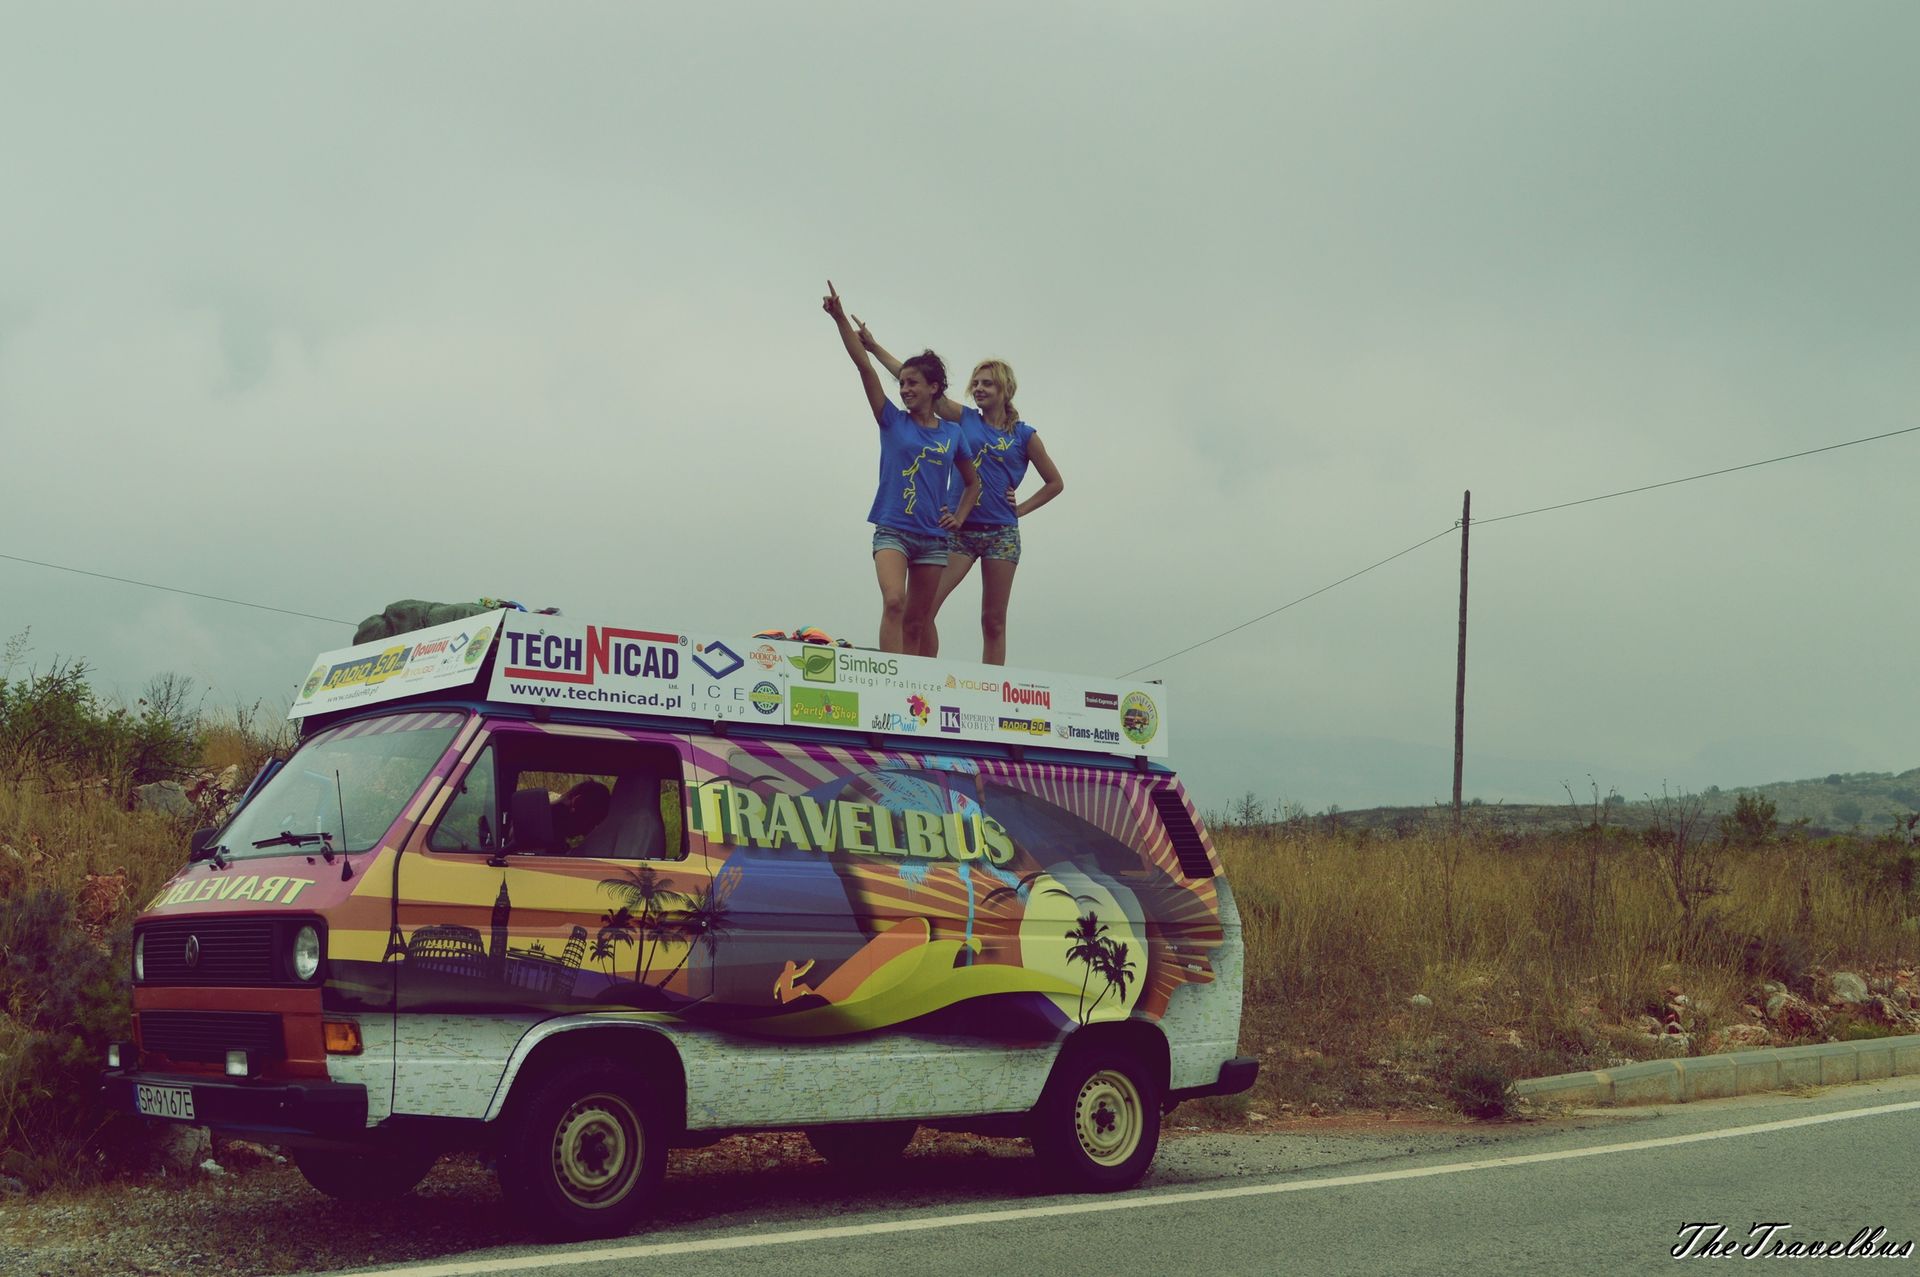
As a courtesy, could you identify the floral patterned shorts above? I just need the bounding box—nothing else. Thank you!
[949,524,1022,565]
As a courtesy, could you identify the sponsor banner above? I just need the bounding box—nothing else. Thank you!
[290,611,505,720]
[298,611,1168,755]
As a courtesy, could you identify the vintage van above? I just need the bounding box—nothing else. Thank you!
[102,611,1253,1238]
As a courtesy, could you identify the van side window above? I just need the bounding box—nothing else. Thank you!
[501,735,687,862]
[429,746,498,852]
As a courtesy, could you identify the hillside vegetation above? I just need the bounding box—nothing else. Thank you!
[1245,767,1920,840]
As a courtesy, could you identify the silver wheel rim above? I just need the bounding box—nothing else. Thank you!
[551,1090,642,1209]
[1073,1069,1143,1167]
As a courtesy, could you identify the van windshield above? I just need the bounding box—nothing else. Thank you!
[216,711,464,859]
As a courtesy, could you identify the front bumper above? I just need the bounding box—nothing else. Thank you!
[101,1068,368,1142]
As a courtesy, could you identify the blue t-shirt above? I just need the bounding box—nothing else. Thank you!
[955,407,1036,529]
[868,400,964,536]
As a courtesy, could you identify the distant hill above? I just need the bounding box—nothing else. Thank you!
[1299,766,1920,838]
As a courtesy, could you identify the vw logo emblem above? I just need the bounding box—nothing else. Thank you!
[184,935,201,969]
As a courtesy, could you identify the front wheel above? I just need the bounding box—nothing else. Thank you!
[497,1059,667,1240]
[1029,1047,1161,1191]
[292,1145,438,1200]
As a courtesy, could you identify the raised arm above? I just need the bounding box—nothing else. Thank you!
[855,315,965,421]
[824,283,886,425]
[1014,434,1065,518]
[941,454,982,530]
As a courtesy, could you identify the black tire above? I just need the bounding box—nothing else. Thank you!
[1029,1046,1162,1192]
[497,1059,667,1240]
[292,1145,438,1201]
[805,1120,917,1175]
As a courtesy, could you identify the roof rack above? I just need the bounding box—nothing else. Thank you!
[290,610,1170,760]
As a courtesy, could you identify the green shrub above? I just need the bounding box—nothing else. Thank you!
[0,887,150,1188]
[1446,1058,1515,1119]
[0,654,203,789]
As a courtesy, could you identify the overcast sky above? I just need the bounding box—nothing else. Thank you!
[2,2,1914,813]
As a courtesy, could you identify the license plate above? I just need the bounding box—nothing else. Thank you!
[135,1084,196,1121]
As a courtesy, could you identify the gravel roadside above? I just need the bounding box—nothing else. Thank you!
[0,1114,1526,1277]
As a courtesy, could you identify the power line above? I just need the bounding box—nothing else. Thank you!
[1476,425,1920,526]
[1118,525,1459,678]
[1118,423,1918,676]
[0,551,355,626]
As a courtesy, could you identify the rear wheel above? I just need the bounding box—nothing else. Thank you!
[292,1145,438,1200]
[1029,1047,1161,1191]
[805,1120,917,1175]
[498,1059,666,1240]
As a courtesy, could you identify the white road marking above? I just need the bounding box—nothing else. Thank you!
[357,1097,1920,1276]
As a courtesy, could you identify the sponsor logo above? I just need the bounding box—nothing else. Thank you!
[943,675,1002,694]
[871,713,922,733]
[790,687,859,726]
[1121,691,1160,746]
[750,681,782,716]
[465,626,492,665]
[318,644,414,693]
[790,647,838,683]
[301,668,326,699]
[1003,683,1052,709]
[907,695,931,726]
[939,706,962,733]
[692,641,744,680]
[998,716,1052,736]
[1084,691,1120,711]
[502,625,680,684]
[748,644,782,670]
[1055,722,1123,745]
[791,648,903,686]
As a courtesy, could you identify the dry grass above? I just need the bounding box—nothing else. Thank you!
[1216,821,1920,1116]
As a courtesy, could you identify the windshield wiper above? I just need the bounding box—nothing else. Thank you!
[253,830,337,862]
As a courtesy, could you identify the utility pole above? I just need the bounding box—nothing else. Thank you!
[1453,490,1470,829]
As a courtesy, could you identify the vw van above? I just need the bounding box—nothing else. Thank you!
[102,611,1253,1238]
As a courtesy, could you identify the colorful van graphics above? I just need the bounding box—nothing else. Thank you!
[108,621,1248,1240]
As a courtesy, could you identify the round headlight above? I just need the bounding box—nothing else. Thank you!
[133,932,145,981]
[292,925,322,981]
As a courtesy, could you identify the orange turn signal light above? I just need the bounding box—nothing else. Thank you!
[323,1020,363,1055]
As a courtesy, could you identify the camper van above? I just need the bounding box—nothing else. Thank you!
[102,611,1253,1238]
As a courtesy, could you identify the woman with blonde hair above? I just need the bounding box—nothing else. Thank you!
[857,321,1064,665]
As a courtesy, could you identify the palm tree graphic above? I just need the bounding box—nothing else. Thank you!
[599,866,686,984]
[652,876,738,990]
[1063,910,1111,1023]
[1084,941,1137,1021]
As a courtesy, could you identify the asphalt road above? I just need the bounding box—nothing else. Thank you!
[329,1076,1920,1277]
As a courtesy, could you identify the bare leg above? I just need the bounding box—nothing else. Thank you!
[978,558,1017,665]
[900,563,947,656]
[874,550,910,653]
[925,552,978,660]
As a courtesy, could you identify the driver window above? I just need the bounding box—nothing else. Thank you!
[428,733,688,861]
[429,746,498,852]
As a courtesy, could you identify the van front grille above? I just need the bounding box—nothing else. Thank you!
[140,919,278,985]
[137,1011,285,1063]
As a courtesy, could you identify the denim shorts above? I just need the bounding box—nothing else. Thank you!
[872,525,950,567]
[950,524,1022,565]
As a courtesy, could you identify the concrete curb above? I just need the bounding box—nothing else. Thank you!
[1515,1034,1920,1107]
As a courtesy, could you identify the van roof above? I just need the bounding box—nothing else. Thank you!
[290,609,1171,761]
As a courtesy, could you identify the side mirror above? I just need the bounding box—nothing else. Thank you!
[187,828,219,861]
[506,788,553,853]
